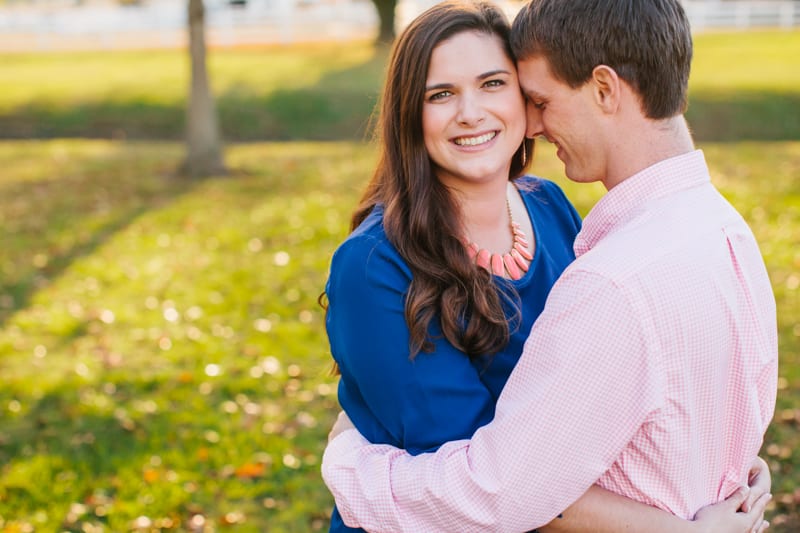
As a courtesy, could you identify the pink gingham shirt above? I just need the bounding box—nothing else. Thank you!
[322,150,778,532]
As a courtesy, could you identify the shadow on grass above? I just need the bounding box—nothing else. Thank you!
[0,44,799,143]
[0,145,206,329]
[0,46,389,142]
[687,90,800,142]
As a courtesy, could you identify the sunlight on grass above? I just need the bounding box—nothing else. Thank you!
[0,139,797,531]
[0,42,384,121]
[210,42,380,93]
[0,25,797,533]
[691,31,800,93]
[0,140,375,531]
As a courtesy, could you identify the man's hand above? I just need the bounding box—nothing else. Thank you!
[328,410,355,442]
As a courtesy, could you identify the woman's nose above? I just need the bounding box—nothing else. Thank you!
[456,94,485,126]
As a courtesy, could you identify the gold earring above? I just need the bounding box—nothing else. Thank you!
[521,142,527,167]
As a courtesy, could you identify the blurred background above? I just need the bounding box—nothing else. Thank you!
[1,0,800,51]
[0,0,798,531]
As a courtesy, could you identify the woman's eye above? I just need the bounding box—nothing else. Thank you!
[428,90,452,101]
[484,79,505,88]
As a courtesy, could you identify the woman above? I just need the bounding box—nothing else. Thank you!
[323,1,769,531]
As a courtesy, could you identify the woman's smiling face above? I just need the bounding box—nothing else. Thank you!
[422,30,526,190]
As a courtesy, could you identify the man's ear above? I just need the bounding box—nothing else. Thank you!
[590,65,621,113]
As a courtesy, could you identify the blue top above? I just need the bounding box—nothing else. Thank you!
[325,177,581,532]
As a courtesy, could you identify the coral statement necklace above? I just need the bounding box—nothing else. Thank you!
[464,196,533,280]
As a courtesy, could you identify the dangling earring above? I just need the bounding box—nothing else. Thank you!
[521,141,527,167]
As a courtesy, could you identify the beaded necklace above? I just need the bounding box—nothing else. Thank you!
[464,196,532,280]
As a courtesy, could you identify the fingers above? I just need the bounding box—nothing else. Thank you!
[741,489,755,513]
[328,410,346,442]
[744,492,772,533]
[724,485,749,511]
[749,491,772,518]
[749,456,772,491]
[328,410,356,442]
[744,457,772,512]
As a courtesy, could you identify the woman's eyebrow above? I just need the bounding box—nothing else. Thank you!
[425,82,454,92]
[426,69,511,92]
[477,69,511,80]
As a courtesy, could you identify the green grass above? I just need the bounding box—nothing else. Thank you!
[0,139,797,532]
[0,140,375,531]
[0,29,798,531]
[0,43,387,141]
[686,30,800,141]
[0,30,799,142]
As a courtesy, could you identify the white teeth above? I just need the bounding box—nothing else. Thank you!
[454,132,496,146]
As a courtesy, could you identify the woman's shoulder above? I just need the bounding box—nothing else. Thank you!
[336,205,387,251]
[330,206,407,279]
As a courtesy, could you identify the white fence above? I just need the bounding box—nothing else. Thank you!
[684,0,800,29]
[0,0,798,52]
[0,0,380,51]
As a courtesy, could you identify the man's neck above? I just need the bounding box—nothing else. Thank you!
[603,115,695,191]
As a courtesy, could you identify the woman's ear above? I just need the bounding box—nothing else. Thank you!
[590,65,621,113]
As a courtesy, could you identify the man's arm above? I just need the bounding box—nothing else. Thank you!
[322,270,663,532]
[326,417,772,533]
[542,463,771,533]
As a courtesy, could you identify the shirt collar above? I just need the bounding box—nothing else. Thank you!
[574,150,710,257]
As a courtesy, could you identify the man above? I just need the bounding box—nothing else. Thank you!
[321,0,778,531]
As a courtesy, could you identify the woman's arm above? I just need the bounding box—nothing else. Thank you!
[539,457,772,533]
[327,235,498,454]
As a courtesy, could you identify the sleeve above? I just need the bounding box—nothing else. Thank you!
[327,235,497,456]
[322,268,665,532]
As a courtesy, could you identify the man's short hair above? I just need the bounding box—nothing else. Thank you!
[511,0,693,119]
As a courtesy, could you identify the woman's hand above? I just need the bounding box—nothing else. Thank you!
[328,410,356,442]
[693,456,772,533]
[742,456,771,513]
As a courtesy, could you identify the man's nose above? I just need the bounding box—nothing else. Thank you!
[525,102,543,138]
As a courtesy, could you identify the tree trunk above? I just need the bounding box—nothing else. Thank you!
[372,0,397,43]
[182,0,226,178]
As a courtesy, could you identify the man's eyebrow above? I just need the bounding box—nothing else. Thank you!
[425,69,512,92]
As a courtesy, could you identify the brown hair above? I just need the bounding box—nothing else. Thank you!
[510,0,693,119]
[350,0,533,358]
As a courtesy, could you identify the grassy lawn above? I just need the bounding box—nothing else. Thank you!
[0,43,386,141]
[0,140,374,531]
[0,31,799,142]
[0,29,798,532]
[0,139,797,532]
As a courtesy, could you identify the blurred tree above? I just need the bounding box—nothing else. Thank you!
[181,0,227,177]
[371,0,397,42]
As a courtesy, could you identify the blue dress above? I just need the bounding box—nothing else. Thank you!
[325,177,581,532]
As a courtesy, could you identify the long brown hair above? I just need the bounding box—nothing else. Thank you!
[350,0,533,359]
